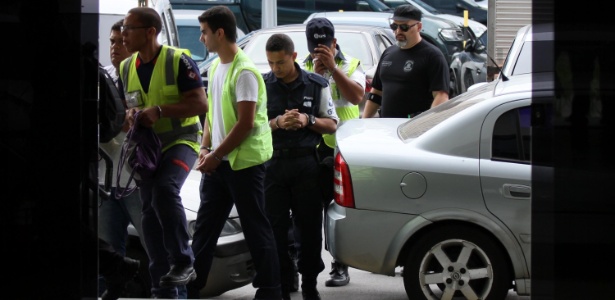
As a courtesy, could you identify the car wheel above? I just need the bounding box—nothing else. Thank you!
[449,69,458,98]
[124,237,152,298]
[402,224,511,300]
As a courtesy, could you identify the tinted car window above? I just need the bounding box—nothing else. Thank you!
[492,106,531,162]
[178,26,207,62]
[314,0,392,11]
[512,40,553,76]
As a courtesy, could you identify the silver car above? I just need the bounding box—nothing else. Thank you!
[326,72,546,299]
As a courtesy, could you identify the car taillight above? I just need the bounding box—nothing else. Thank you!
[334,151,355,208]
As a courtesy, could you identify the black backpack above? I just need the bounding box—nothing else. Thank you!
[99,66,126,143]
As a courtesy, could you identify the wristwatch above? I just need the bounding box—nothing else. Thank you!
[306,114,316,127]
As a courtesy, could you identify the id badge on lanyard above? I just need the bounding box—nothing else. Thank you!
[125,90,144,108]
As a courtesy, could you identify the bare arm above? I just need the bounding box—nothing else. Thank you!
[212,101,256,157]
[431,90,449,108]
[313,44,364,105]
[362,88,382,118]
[196,101,256,174]
[330,67,364,105]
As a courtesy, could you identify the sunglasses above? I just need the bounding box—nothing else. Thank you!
[389,22,419,32]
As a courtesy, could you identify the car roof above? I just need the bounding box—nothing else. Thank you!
[306,10,458,28]
[258,22,388,32]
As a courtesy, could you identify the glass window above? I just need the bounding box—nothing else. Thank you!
[178,26,207,63]
[512,40,553,76]
[492,106,531,162]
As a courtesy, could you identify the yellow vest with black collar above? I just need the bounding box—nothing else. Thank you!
[120,45,202,153]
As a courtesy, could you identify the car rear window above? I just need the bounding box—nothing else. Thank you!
[398,97,482,139]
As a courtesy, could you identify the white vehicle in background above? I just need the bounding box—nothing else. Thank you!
[96,0,180,67]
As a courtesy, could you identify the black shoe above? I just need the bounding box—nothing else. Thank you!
[325,261,349,287]
[102,257,140,300]
[301,288,321,300]
[160,264,197,287]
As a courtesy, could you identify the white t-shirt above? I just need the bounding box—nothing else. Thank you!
[210,62,259,160]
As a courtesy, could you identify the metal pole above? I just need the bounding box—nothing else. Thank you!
[261,0,278,29]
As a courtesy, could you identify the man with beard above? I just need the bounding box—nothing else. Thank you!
[362,4,449,119]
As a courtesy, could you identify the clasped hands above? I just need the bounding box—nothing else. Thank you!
[278,109,307,131]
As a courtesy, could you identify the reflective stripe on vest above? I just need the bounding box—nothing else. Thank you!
[120,46,202,151]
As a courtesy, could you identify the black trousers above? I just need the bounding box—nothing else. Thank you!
[265,154,325,290]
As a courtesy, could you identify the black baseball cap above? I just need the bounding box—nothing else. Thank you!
[391,4,422,22]
[306,17,335,53]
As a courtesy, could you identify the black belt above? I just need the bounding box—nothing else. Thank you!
[272,148,315,159]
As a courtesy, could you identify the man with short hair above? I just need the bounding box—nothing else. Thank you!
[187,6,282,300]
[363,4,449,119]
[98,18,144,300]
[119,6,208,299]
[264,32,338,300]
[300,17,366,288]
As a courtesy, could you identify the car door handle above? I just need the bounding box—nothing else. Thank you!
[502,184,531,199]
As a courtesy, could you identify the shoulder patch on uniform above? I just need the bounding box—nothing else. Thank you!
[262,72,275,82]
[307,73,329,87]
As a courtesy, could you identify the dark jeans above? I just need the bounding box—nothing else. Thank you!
[98,237,125,277]
[98,188,145,296]
[140,144,196,298]
[189,161,281,299]
[265,154,326,291]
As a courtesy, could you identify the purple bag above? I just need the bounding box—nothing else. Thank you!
[115,111,161,199]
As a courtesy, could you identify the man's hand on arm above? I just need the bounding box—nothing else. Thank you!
[199,101,255,174]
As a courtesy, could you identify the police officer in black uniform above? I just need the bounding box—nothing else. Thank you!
[263,33,339,300]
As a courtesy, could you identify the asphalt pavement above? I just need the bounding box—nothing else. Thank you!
[116,236,530,300]
[205,248,531,300]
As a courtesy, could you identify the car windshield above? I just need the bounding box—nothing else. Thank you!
[409,0,441,14]
[398,96,483,139]
[243,31,375,70]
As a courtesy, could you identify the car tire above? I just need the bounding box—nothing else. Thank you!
[124,237,152,298]
[449,69,459,98]
[402,224,511,300]
[463,70,475,93]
